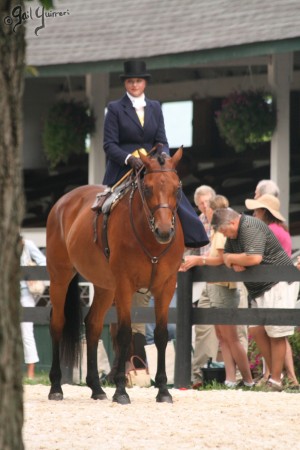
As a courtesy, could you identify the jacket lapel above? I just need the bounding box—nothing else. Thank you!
[143,98,152,129]
[121,95,143,129]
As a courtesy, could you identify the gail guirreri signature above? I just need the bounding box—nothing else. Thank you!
[3,4,70,36]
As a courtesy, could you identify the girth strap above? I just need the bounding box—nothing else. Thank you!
[93,210,110,259]
[102,213,110,259]
[93,211,100,243]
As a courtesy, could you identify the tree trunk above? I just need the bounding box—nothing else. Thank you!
[0,1,26,448]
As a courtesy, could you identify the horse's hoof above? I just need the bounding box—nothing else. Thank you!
[112,393,131,405]
[156,393,173,403]
[91,393,108,401]
[48,392,63,401]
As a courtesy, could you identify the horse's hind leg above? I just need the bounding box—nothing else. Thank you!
[48,280,70,400]
[48,273,79,400]
[85,286,114,400]
[48,331,64,400]
[111,299,133,405]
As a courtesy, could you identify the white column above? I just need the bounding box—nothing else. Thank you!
[268,53,293,224]
[86,73,109,185]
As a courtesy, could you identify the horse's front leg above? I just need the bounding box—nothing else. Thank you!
[85,286,114,400]
[112,324,132,404]
[154,324,172,403]
[153,282,176,403]
[111,301,132,404]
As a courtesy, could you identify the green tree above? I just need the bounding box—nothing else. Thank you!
[0,1,53,448]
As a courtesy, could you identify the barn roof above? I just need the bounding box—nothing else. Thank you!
[24,0,300,74]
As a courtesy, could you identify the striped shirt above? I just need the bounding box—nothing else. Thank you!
[224,214,294,298]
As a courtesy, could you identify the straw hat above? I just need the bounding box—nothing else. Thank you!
[120,60,151,80]
[245,194,286,221]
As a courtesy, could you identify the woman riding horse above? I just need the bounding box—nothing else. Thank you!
[46,61,208,405]
[102,59,208,248]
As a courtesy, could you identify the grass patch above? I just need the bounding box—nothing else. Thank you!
[194,381,225,390]
[23,371,51,385]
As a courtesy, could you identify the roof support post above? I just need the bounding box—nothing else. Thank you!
[268,53,293,224]
[86,73,109,184]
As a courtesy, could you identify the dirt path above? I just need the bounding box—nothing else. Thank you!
[23,384,300,450]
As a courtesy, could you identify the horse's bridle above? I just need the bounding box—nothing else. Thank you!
[136,169,182,233]
[129,168,182,293]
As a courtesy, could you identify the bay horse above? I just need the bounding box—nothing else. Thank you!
[46,147,184,404]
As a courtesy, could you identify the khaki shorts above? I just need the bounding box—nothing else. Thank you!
[250,282,297,338]
[207,284,240,309]
[131,290,152,335]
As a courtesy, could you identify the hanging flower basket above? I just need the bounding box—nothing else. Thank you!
[215,90,276,153]
[42,99,96,168]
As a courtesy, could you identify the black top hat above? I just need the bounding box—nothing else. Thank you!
[120,60,151,80]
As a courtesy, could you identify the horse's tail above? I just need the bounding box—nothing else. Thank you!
[60,274,83,368]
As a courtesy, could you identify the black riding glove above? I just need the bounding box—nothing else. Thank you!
[128,156,144,171]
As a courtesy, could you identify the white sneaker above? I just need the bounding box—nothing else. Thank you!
[224,380,237,388]
[266,378,283,392]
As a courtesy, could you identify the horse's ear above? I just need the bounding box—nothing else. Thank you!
[171,146,183,167]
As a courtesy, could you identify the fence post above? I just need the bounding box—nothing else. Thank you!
[174,270,193,388]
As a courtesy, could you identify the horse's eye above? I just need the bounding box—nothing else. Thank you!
[144,186,152,198]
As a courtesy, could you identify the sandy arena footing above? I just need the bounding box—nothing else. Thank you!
[23,384,300,450]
